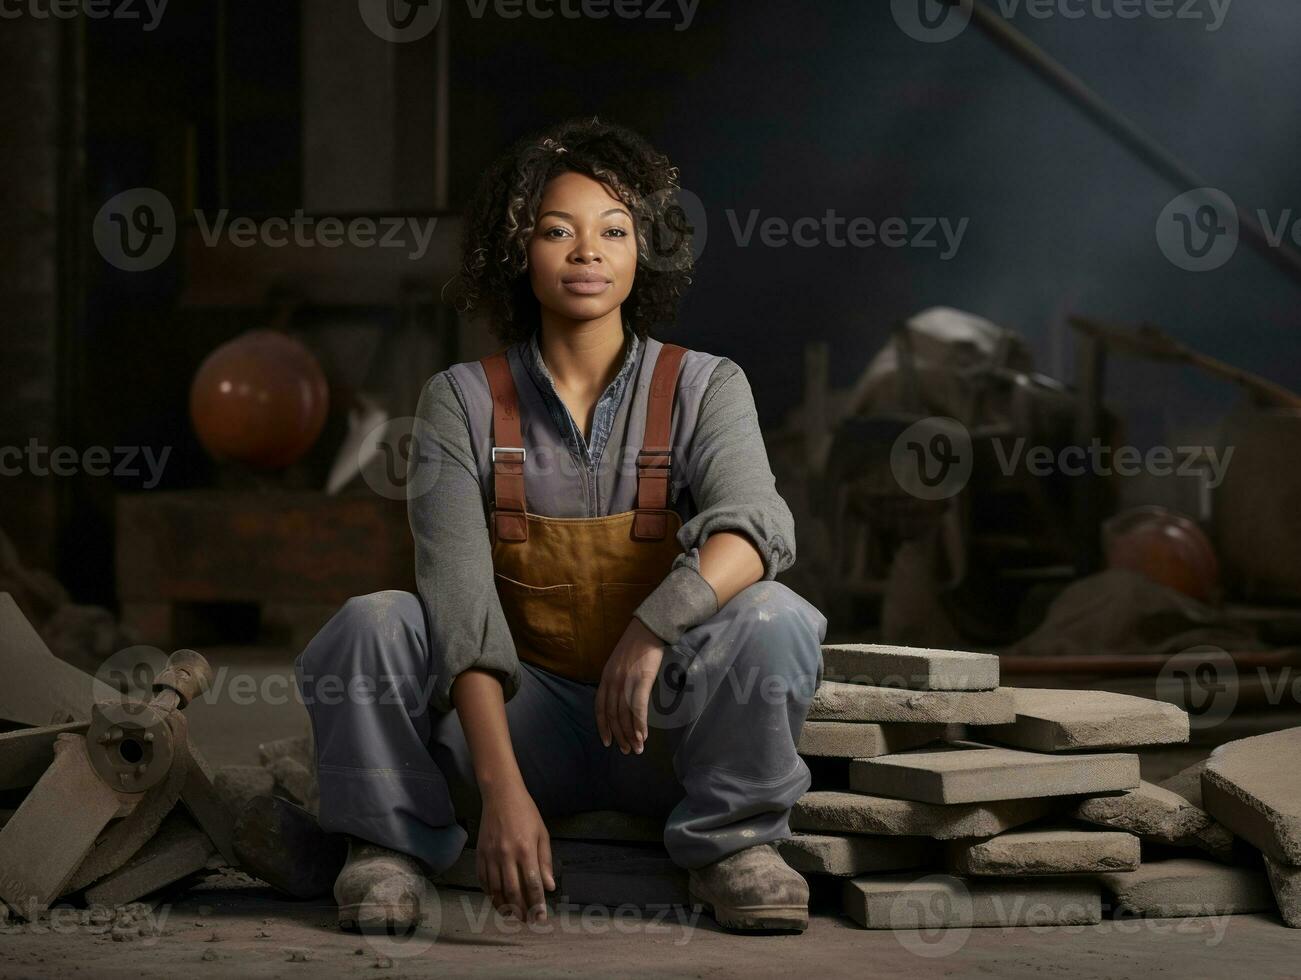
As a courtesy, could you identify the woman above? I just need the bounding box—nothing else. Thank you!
[295,118,827,935]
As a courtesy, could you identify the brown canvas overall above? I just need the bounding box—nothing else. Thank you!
[480,343,689,683]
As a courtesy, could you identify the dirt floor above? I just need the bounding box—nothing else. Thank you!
[5,645,1299,979]
[3,877,1300,980]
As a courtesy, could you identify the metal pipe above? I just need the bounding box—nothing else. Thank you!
[959,0,1301,286]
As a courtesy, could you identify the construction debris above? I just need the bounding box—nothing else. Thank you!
[798,721,949,759]
[809,682,1015,725]
[946,826,1140,876]
[1099,858,1276,917]
[84,810,220,908]
[778,833,929,876]
[842,873,1102,929]
[5,600,1300,943]
[848,743,1140,804]
[0,592,104,726]
[982,688,1189,752]
[792,789,1060,839]
[1263,857,1301,928]
[1202,728,1301,864]
[818,644,999,691]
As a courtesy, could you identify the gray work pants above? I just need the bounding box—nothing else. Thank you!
[294,580,826,871]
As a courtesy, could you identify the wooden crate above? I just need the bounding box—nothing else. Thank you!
[116,490,416,647]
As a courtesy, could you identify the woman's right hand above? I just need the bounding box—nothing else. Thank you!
[475,780,555,922]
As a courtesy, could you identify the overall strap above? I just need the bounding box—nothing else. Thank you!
[633,342,688,541]
[483,342,689,544]
[481,350,529,542]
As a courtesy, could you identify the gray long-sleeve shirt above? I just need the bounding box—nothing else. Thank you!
[407,326,796,713]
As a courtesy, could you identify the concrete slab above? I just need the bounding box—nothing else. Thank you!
[1099,858,1276,917]
[1072,781,1213,842]
[809,682,1015,725]
[819,644,999,691]
[842,873,1101,928]
[982,688,1189,752]
[849,743,1140,804]
[0,733,135,913]
[67,714,192,894]
[83,810,218,908]
[797,721,948,759]
[1202,728,1301,864]
[0,721,87,791]
[0,593,106,726]
[213,765,275,816]
[1159,760,1209,808]
[1263,857,1301,928]
[179,740,238,867]
[778,833,930,876]
[231,795,345,900]
[546,810,663,844]
[792,790,1061,840]
[946,826,1140,876]
[1158,761,1237,863]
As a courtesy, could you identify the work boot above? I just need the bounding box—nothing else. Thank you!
[333,836,429,933]
[687,842,809,933]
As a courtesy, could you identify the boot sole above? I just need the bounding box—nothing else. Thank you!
[687,881,808,934]
[336,902,421,934]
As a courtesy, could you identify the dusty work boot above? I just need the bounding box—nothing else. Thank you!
[687,842,809,933]
[333,836,430,933]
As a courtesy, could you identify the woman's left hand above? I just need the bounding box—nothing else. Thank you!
[595,618,665,754]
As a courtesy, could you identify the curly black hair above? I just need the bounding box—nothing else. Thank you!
[449,117,695,344]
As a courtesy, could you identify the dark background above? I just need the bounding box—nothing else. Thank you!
[3,0,1299,610]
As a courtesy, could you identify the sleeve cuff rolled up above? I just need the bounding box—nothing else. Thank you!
[633,563,719,645]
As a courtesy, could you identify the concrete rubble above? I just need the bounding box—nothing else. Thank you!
[982,687,1189,752]
[946,826,1141,876]
[3,605,1299,937]
[1099,858,1276,917]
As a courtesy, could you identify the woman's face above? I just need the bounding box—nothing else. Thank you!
[527,171,637,326]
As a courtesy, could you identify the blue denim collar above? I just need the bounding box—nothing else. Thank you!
[523,323,641,467]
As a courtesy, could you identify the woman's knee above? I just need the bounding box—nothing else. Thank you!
[725,581,826,680]
[296,590,427,678]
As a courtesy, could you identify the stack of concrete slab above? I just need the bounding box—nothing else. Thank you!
[792,643,1301,929]
[1200,728,1301,927]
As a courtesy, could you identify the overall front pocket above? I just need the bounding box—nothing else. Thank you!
[493,572,579,658]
